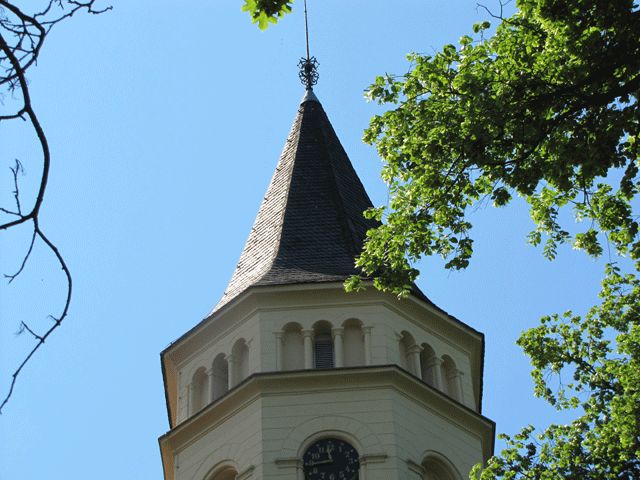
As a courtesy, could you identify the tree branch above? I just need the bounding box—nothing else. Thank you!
[0,218,73,413]
[0,0,108,413]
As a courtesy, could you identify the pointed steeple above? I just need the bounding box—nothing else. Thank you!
[215,91,379,311]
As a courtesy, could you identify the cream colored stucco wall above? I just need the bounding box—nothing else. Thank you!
[162,370,491,480]
[171,286,481,425]
[160,285,491,480]
[173,397,263,480]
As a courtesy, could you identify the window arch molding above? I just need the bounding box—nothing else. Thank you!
[186,361,208,385]
[340,317,363,328]
[420,450,463,480]
[280,415,383,461]
[282,321,304,331]
[311,319,335,331]
[204,460,240,480]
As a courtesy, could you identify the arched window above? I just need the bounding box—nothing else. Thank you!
[190,367,208,414]
[422,453,460,480]
[209,466,238,480]
[420,343,438,388]
[212,353,229,401]
[399,331,418,375]
[313,321,334,369]
[441,355,461,401]
[282,322,304,370]
[342,319,365,367]
[232,339,249,386]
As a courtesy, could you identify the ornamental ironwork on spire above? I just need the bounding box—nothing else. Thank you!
[298,0,319,90]
[298,56,319,89]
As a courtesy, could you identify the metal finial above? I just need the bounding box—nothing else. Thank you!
[298,0,319,89]
[298,56,319,89]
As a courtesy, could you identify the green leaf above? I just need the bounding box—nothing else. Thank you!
[353,2,640,477]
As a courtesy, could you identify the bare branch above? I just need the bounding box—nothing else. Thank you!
[0,207,20,216]
[0,0,109,412]
[0,219,73,413]
[18,321,44,342]
[476,0,512,21]
[0,108,26,120]
[4,223,36,283]
[9,158,23,214]
[0,31,50,221]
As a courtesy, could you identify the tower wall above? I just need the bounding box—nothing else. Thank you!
[161,286,493,480]
[159,93,493,480]
[161,367,492,480]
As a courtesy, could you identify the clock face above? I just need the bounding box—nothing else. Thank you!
[303,438,360,480]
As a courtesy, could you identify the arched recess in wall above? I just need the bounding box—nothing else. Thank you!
[232,339,249,386]
[421,451,462,480]
[441,355,461,401]
[282,322,304,370]
[420,343,438,388]
[207,465,238,480]
[399,331,417,375]
[313,320,334,369]
[212,353,229,401]
[190,366,208,414]
[342,318,365,367]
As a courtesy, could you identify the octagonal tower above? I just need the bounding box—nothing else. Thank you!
[159,88,494,480]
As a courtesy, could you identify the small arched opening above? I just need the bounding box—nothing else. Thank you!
[211,353,229,401]
[190,366,208,414]
[282,322,305,370]
[342,318,365,367]
[422,452,461,480]
[313,321,334,369]
[441,355,461,401]
[399,331,418,375]
[420,343,439,388]
[208,466,238,480]
[232,338,249,386]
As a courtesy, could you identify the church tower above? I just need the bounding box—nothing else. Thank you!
[158,80,495,480]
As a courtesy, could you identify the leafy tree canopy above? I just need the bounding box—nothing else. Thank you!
[344,0,640,478]
[471,262,640,478]
[242,0,292,30]
[347,0,639,295]
[243,1,640,477]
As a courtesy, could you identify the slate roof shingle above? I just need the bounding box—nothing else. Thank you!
[214,91,379,311]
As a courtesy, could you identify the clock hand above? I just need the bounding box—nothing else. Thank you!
[326,445,334,461]
[307,458,334,467]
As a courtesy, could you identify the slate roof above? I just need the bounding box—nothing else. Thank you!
[214,90,379,311]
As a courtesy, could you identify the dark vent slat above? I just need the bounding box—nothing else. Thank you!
[314,336,334,369]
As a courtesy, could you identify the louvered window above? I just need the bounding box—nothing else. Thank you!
[314,333,334,369]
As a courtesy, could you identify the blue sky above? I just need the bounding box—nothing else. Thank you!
[1,1,607,479]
